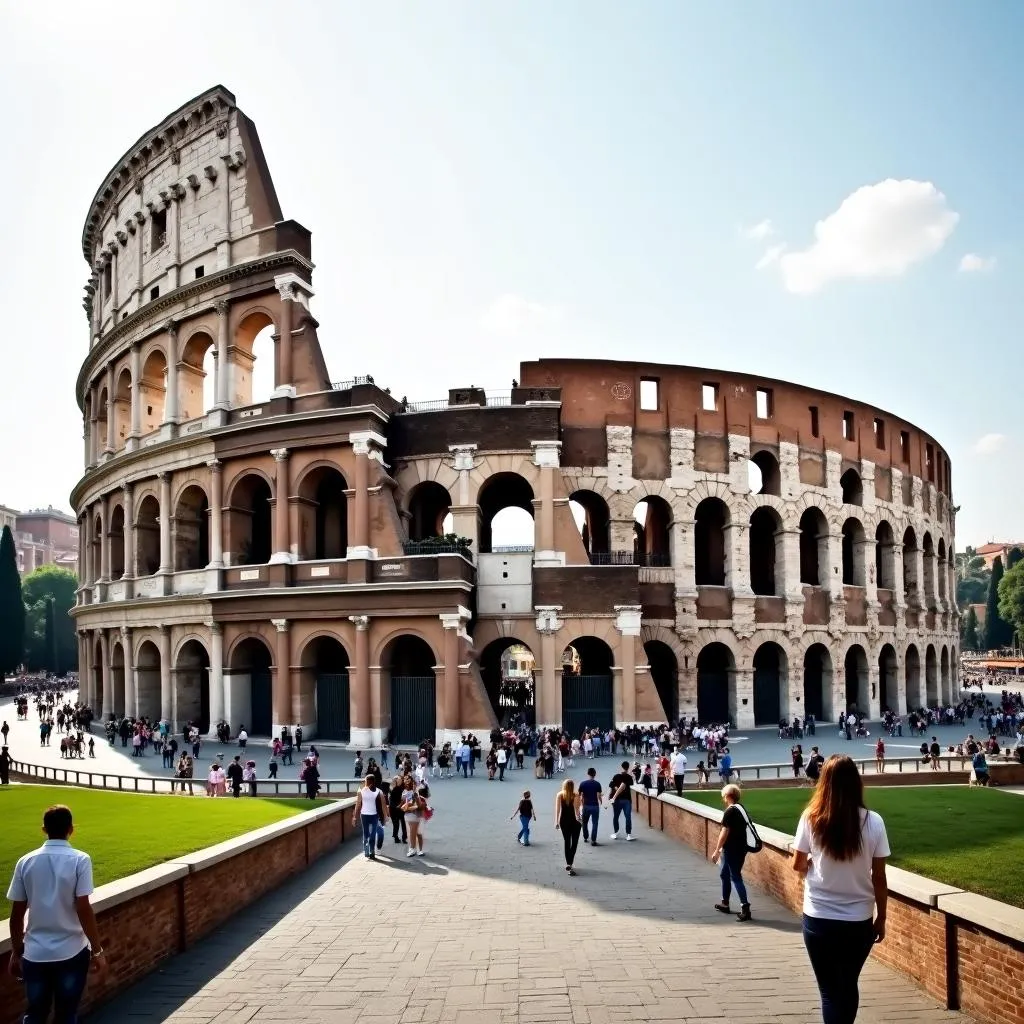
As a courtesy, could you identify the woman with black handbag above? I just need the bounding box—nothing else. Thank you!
[710,783,759,922]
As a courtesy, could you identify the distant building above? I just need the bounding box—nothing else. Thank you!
[0,503,79,577]
[975,543,1024,569]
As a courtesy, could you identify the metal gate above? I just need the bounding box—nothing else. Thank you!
[562,674,613,737]
[753,668,780,726]
[316,673,350,741]
[250,671,273,736]
[697,671,730,724]
[390,676,436,745]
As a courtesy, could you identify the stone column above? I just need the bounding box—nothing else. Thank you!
[349,432,386,558]
[614,606,642,725]
[104,365,115,453]
[159,626,173,723]
[272,619,292,732]
[89,396,100,466]
[208,623,225,736]
[82,418,91,468]
[214,300,230,409]
[158,473,172,574]
[99,495,111,583]
[733,666,755,729]
[76,632,88,705]
[128,343,142,446]
[349,616,372,747]
[121,483,134,582]
[100,631,112,720]
[208,460,224,566]
[269,448,292,564]
[531,441,561,565]
[535,607,563,728]
[120,626,134,717]
[892,541,906,607]
[163,321,180,425]
[909,542,925,608]
[439,612,465,742]
[275,280,294,393]
[448,445,479,551]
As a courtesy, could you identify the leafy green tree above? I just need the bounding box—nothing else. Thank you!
[1007,547,1024,571]
[22,566,78,675]
[955,550,990,608]
[998,560,1024,650]
[985,556,1014,650]
[0,526,25,680]
[960,605,980,651]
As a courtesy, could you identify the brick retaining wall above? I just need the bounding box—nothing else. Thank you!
[632,787,1024,1024]
[0,798,357,1024]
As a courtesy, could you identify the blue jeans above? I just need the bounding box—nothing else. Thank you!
[21,946,91,1024]
[360,813,378,856]
[581,805,600,841]
[612,798,632,835]
[720,854,748,905]
[517,815,532,845]
[802,915,875,1024]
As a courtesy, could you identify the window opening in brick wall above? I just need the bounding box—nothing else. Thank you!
[926,442,935,482]
[873,418,886,450]
[150,286,160,301]
[755,388,773,419]
[842,410,855,440]
[194,265,204,279]
[809,405,819,438]
[639,378,659,411]
[150,208,167,250]
[102,263,112,303]
[701,383,719,412]
[900,431,910,462]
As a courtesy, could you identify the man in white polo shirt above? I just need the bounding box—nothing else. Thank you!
[7,804,107,1021]
[670,747,688,797]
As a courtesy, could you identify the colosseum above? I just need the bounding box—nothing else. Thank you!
[71,86,960,746]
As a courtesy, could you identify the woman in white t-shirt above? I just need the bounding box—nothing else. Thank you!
[791,754,890,1024]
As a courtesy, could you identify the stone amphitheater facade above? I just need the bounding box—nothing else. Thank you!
[71,86,958,744]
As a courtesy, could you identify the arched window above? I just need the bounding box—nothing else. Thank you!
[140,350,168,434]
[478,473,534,552]
[694,498,728,586]
[875,521,895,590]
[633,496,672,566]
[749,507,782,596]
[180,331,216,421]
[799,507,828,586]
[747,450,781,496]
[174,486,210,571]
[113,369,132,450]
[407,482,452,542]
[234,312,276,407]
[840,469,863,506]
[841,518,866,586]
[902,527,919,597]
[229,475,272,565]
[937,539,947,601]
[109,505,125,578]
[298,467,349,560]
[569,490,610,562]
[135,495,161,576]
[922,532,935,601]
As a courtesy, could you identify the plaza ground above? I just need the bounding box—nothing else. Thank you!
[0,785,314,921]
[687,786,1024,909]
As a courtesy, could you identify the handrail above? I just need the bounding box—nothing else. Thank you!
[9,760,363,797]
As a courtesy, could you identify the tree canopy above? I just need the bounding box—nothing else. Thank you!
[985,556,1014,650]
[0,526,25,679]
[998,559,1024,650]
[955,550,990,608]
[960,605,981,651]
[23,565,79,674]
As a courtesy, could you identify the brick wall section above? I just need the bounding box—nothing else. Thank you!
[630,787,1024,1024]
[0,799,357,1024]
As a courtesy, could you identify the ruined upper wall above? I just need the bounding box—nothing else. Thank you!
[520,358,953,499]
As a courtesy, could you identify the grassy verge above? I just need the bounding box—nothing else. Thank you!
[0,786,319,920]
[685,786,1024,909]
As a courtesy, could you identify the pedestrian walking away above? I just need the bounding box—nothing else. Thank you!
[711,783,757,922]
[608,760,636,840]
[554,778,582,875]
[512,790,536,846]
[792,754,890,1024]
[578,766,603,845]
[670,747,688,796]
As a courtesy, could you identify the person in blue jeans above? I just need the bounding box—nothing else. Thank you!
[578,767,603,846]
[608,761,636,840]
[711,783,753,921]
[351,775,388,860]
[512,791,536,845]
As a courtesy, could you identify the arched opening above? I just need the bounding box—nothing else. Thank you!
[875,521,895,590]
[140,349,168,434]
[92,640,105,715]
[937,539,947,602]
[694,498,728,586]
[136,640,161,721]
[569,490,610,561]
[480,639,536,727]
[940,645,951,704]
[697,643,734,724]
[840,468,863,506]
[799,507,829,586]
[383,635,436,745]
[302,637,350,741]
[228,475,272,566]
[841,517,866,586]
[406,482,453,542]
[633,496,672,566]
[90,515,102,584]
[109,504,125,579]
[922,533,936,603]
[96,387,109,454]
[905,644,922,710]
[135,495,161,576]
[179,331,216,421]
[229,637,273,736]
[925,644,938,705]
[844,645,869,714]
[110,641,126,718]
[749,506,783,595]
[297,466,348,560]
[113,368,132,450]
[803,644,833,722]
[561,636,614,735]
[644,640,678,723]
[878,644,898,715]
[902,527,919,598]
[174,486,210,571]
[478,473,534,553]
[177,639,211,734]
[234,312,276,407]
[753,641,787,725]
[747,450,781,496]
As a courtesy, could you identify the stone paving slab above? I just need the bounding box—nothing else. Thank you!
[83,768,974,1024]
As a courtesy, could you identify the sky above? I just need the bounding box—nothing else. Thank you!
[0,1,1020,547]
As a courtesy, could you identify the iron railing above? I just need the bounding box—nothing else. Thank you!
[402,540,472,556]
[589,550,671,567]
[398,391,513,414]
[330,375,374,391]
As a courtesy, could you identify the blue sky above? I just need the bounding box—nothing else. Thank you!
[0,1,1019,546]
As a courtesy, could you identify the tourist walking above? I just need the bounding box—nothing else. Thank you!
[792,754,890,1024]
[670,747,688,796]
[388,774,407,844]
[711,783,755,922]
[578,766,603,845]
[402,774,425,856]
[352,775,388,860]
[874,737,885,775]
[555,778,582,875]
[512,790,536,845]
[608,761,636,840]
[6,804,108,1022]
[227,755,244,797]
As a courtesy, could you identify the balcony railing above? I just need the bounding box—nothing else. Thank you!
[398,391,513,414]
[402,539,472,556]
[331,375,374,391]
[589,550,671,567]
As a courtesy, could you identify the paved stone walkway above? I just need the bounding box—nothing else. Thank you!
[87,768,973,1024]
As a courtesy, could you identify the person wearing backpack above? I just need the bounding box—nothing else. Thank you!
[711,783,758,922]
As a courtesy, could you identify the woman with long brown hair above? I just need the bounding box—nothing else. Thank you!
[554,778,582,875]
[791,755,890,1024]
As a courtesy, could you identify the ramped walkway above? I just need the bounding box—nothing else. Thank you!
[87,769,974,1024]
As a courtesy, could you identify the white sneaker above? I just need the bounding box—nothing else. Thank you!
[610,832,619,840]
[416,850,426,857]
[406,849,417,857]
[626,835,636,842]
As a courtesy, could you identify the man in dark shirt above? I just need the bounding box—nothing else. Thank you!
[578,767,603,846]
[608,760,635,841]
[226,756,244,797]
[805,746,824,784]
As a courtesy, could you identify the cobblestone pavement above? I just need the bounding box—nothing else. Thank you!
[86,766,973,1024]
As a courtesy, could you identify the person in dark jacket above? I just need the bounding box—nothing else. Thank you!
[303,758,320,800]
[388,775,407,843]
[226,755,244,798]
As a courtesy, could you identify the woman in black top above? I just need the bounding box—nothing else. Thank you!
[388,775,407,843]
[711,783,753,921]
[512,791,536,845]
[554,779,582,875]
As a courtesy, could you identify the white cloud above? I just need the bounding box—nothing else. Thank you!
[480,293,562,337]
[776,179,959,295]
[959,253,997,273]
[755,244,786,270]
[973,433,1006,455]
[743,219,775,242]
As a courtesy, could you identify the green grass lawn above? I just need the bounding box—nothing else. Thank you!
[0,787,319,920]
[686,787,1024,909]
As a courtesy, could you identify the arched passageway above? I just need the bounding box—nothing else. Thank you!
[840,469,863,506]
[844,645,869,715]
[136,496,161,576]
[878,644,898,715]
[752,642,787,725]
[407,482,452,542]
[799,508,828,586]
[902,528,919,599]
[842,518,866,586]
[110,642,126,718]
[749,507,782,596]
[92,641,105,716]
[803,644,833,722]
[633,497,672,566]
[109,505,125,579]
[177,639,211,734]
[478,474,534,553]
[644,640,678,723]
[383,635,436,746]
[940,645,950,704]
[562,637,614,736]
[905,644,922,710]
[298,467,348,560]
[480,639,536,727]
[136,640,161,721]
[302,636,350,741]
[174,486,210,571]
[694,499,728,586]
[569,490,610,561]
[747,450,781,496]
[229,637,273,736]
[696,643,734,724]
[875,522,896,590]
[925,644,938,705]
[229,475,272,566]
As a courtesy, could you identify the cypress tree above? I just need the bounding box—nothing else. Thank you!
[0,525,25,681]
[44,597,58,674]
[984,556,1012,650]
[961,605,980,651]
